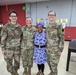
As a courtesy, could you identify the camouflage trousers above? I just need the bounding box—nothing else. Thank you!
[4,47,20,73]
[47,47,60,75]
[21,49,33,68]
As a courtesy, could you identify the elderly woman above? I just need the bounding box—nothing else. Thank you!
[33,23,47,75]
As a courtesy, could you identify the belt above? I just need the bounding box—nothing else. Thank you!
[34,44,46,48]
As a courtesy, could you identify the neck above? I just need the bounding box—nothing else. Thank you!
[27,25,32,28]
[50,20,55,23]
[11,21,17,25]
[38,30,42,33]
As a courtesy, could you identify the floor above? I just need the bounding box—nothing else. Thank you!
[0,41,76,75]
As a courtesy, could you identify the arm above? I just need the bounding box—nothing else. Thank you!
[58,24,64,55]
[1,26,7,55]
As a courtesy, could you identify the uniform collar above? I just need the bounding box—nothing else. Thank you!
[8,21,19,28]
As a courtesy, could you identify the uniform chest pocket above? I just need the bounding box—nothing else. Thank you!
[49,29,58,38]
[23,31,33,40]
[14,29,21,38]
[7,28,14,38]
[7,28,21,38]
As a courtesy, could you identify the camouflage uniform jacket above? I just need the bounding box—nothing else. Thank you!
[46,22,64,52]
[21,26,36,50]
[1,21,22,51]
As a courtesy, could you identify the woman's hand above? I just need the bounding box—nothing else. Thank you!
[57,51,62,56]
[2,50,6,55]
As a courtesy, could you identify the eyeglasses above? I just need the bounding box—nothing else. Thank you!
[10,15,17,17]
[48,14,55,16]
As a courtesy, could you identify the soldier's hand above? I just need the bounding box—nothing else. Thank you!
[2,50,6,55]
[57,51,62,56]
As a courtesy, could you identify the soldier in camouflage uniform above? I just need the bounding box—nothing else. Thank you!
[1,11,22,75]
[21,17,36,75]
[46,10,64,75]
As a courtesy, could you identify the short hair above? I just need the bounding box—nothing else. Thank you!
[48,10,56,16]
[9,10,18,16]
[26,17,33,21]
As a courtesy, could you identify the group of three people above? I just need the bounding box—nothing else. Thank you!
[1,10,64,75]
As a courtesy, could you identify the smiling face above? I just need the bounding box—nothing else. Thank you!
[48,10,56,23]
[9,12,18,23]
[37,26,43,33]
[26,17,32,28]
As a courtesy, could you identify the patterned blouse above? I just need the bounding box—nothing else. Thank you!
[33,31,47,64]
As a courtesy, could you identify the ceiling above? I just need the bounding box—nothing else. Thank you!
[0,0,50,6]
